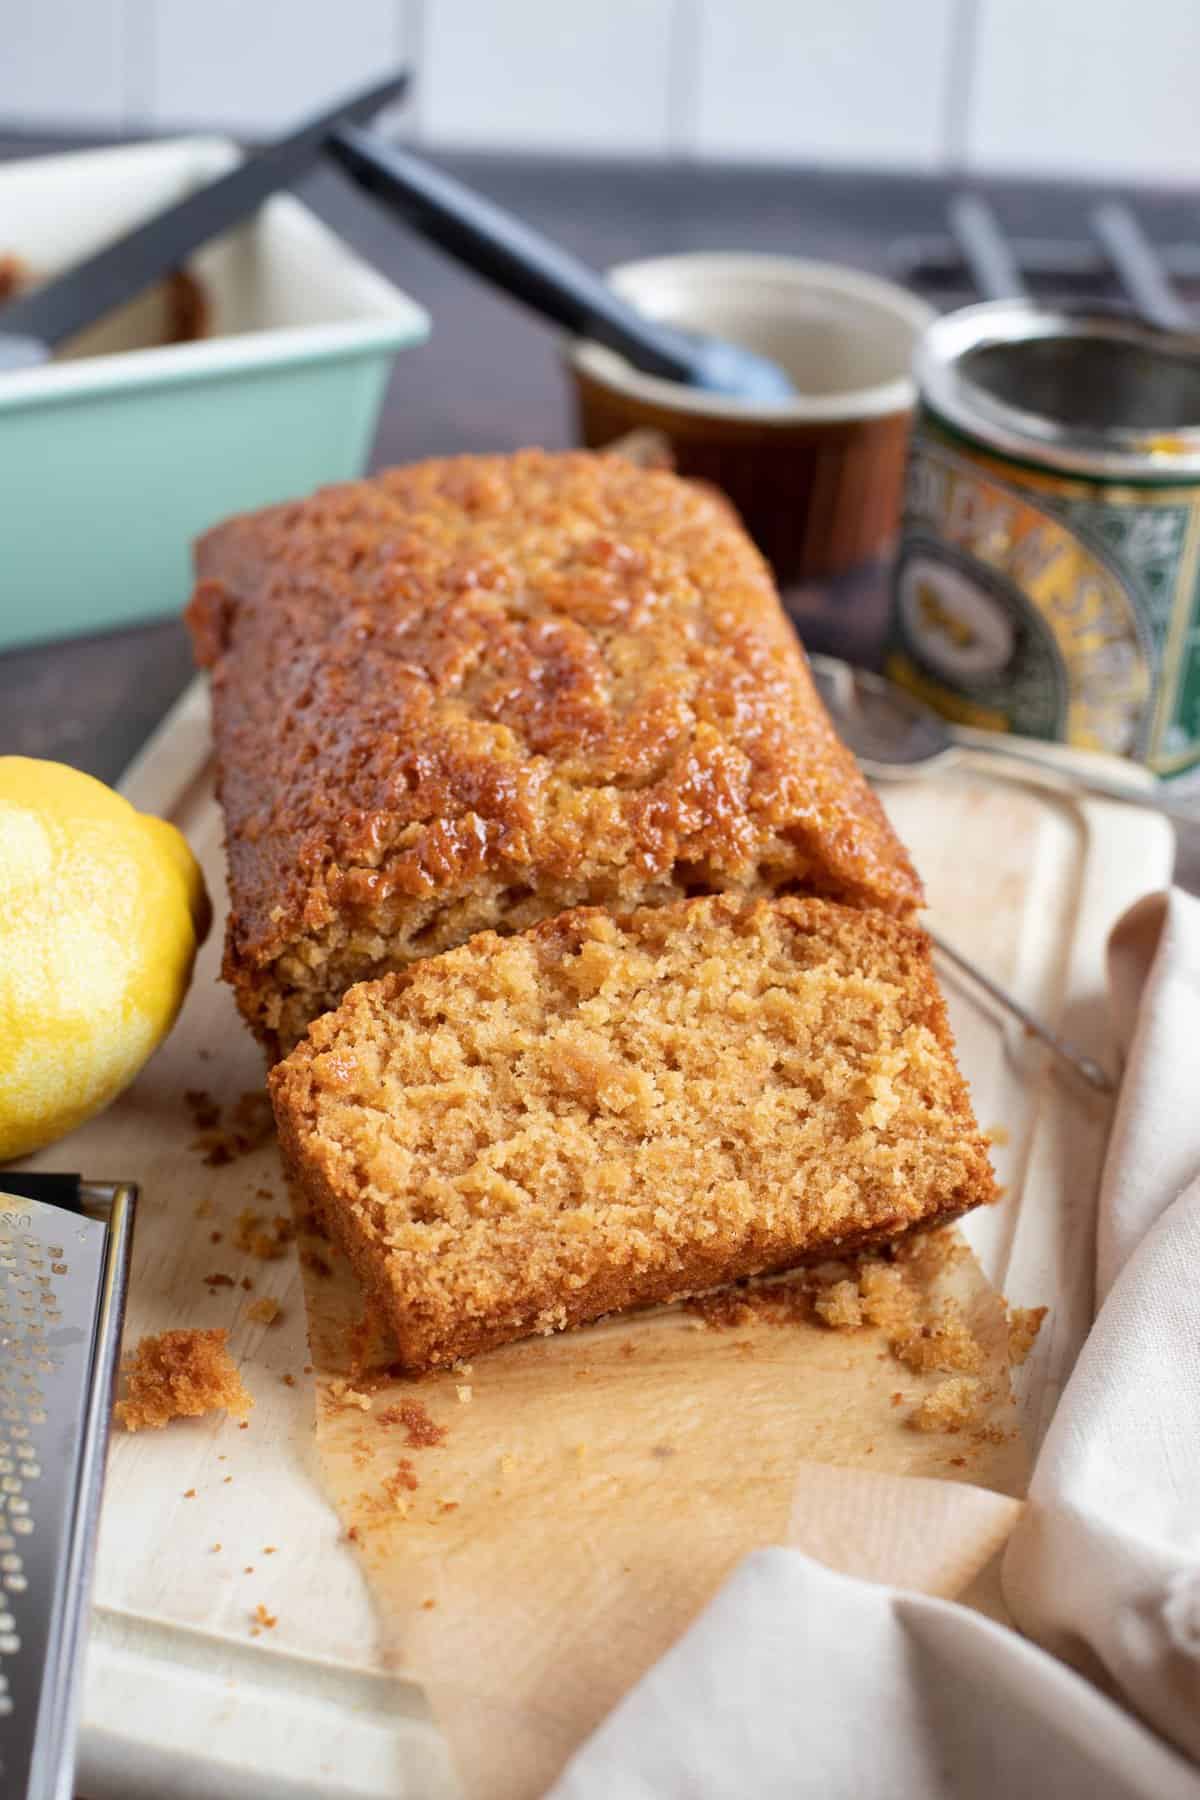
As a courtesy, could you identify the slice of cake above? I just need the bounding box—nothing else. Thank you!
[187,450,921,1057]
[270,895,994,1373]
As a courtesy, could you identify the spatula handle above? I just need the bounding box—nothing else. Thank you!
[327,124,699,384]
[0,71,409,352]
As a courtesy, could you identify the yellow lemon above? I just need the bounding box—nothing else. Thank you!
[0,757,210,1163]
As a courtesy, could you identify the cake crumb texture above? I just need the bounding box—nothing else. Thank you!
[891,1299,984,1375]
[116,1328,252,1432]
[271,893,994,1372]
[911,1376,983,1434]
[813,1279,863,1330]
[233,1207,294,1260]
[190,450,921,1055]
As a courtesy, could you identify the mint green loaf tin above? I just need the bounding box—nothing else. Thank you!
[0,138,429,652]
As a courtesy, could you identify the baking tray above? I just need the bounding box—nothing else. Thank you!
[0,137,428,651]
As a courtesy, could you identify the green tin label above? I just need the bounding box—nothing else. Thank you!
[887,416,1200,774]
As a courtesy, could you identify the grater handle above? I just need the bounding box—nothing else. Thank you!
[48,1182,136,1800]
[0,1175,83,1210]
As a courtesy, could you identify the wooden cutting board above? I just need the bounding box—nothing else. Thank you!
[20,677,1169,1800]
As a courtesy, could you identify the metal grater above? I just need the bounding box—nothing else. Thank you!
[0,1175,135,1800]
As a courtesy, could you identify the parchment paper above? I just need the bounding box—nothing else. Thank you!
[17,724,1037,1800]
[294,1206,1028,1800]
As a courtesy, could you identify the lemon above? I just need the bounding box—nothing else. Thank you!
[0,757,210,1163]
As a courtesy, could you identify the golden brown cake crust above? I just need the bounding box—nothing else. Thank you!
[189,451,921,1054]
[270,894,994,1373]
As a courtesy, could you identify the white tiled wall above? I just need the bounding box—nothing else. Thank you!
[6,0,126,127]
[420,0,678,153]
[968,0,1200,184]
[691,0,958,169]
[4,0,1200,185]
[142,0,408,134]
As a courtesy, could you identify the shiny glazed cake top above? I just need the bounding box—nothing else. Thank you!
[189,451,922,967]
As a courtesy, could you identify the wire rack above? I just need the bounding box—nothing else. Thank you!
[891,194,1200,327]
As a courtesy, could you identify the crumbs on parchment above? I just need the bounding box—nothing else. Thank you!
[1007,1306,1047,1366]
[909,1376,1012,1444]
[684,1279,814,1330]
[813,1279,862,1329]
[891,1299,984,1376]
[681,1232,1037,1452]
[323,1380,372,1416]
[376,1399,448,1448]
[911,1376,982,1434]
[382,1458,420,1502]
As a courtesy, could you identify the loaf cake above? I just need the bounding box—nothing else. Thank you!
[270,895,995,1373]
[188,451,921,1057]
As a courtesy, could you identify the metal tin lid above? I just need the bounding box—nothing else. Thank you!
[915,299,1200,478]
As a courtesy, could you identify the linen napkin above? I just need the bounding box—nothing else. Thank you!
[551,889,1200,1800]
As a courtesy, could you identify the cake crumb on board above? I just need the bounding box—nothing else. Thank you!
[116,1329,252,1432]
[191,1091,276,1167]
[233,1208,294,1260]
[183,1089,221,1131]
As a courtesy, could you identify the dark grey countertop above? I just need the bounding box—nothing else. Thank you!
[2,131,1198,833]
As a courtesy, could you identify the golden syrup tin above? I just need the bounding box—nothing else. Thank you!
[888,302,1200,773]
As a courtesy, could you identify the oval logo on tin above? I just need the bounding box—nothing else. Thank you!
[889,433,1155,757]
[897,557,1015,682]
